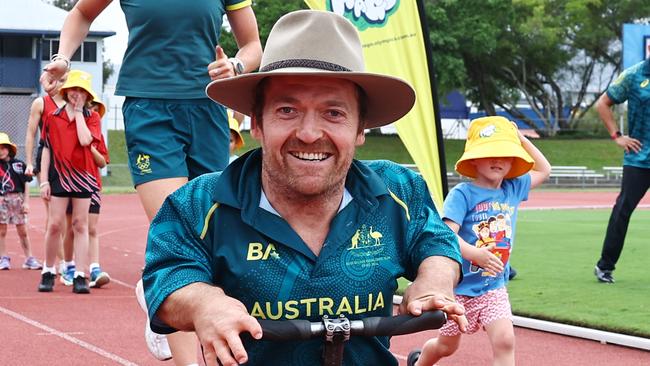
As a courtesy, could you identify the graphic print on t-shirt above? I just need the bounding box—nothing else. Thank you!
[469,200,514,277]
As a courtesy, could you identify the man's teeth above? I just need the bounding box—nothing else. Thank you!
[295,152,327,161]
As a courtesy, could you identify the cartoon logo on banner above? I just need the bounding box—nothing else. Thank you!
[328,0,400,30]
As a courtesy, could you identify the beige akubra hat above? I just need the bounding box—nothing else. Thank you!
[205,10,416,129]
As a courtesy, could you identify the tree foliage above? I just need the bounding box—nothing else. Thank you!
[424,0,650,135]
[219,0,307,57]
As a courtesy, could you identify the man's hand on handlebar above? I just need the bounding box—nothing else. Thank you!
[400,293,468,333]
[193,293,262,366]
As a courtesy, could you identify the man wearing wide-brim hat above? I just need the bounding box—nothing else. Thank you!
[143,10,466,366]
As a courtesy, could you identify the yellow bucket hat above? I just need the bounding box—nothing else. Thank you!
[228,110,244,150]
[455,116,534,179]
[91,94,106,118]
[0,132,18,157]
[59,69,95,100]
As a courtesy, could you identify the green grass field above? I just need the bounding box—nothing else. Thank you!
[398,208,650,338]
[509,208,650,338]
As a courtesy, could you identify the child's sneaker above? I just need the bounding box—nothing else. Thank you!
[89,267,111,288]
[0,256,10,270]
[22,256,43,270]
[72,275,90,294]
[60,265,76,286]
[407,349,421,366]
[38,272,56,292]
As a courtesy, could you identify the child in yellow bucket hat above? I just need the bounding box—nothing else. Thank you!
[411,116,551,366]
[0,132,42,271]
[227,109,245,164]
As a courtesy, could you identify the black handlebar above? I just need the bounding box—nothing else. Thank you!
[258,310,447,341]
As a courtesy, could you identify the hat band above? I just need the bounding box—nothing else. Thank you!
[260,59,351,73]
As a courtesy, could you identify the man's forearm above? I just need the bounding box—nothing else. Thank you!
[413,256,461,298]
[158,282,226,331]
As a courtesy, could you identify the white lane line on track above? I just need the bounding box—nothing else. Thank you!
[0,305,139,366]
[111,278,136,289]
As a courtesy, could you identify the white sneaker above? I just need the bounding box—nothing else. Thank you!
[136,279,172,361]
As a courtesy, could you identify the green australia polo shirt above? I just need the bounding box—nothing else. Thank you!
[143,149,461,365]
[607,58,650,169]
[116,0,250,99]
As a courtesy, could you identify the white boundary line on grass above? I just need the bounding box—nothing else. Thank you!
[392,295,650,351]
[0,305,139,366]
[522,204,650,210]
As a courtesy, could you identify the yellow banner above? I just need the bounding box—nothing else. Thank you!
[304,0,445,208]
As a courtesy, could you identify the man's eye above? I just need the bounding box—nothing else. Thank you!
[327,110,343,118]
[279,107,293,114]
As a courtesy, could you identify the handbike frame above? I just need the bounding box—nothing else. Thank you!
[258,310,447,366]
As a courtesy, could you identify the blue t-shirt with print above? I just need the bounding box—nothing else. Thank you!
[116,0,251,99]
[606,58,650,169]
[143,149,461,366]
[443,175,530,297]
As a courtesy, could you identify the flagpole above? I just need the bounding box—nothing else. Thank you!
[416,0,449,197]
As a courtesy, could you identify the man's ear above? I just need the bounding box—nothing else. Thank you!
[250,115,261,140]
[355,131,365,146]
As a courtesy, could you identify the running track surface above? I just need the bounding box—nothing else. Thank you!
[1,191,649,365]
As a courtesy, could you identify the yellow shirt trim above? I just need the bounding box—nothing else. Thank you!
[226,0,252,11]
[200,203,220,240]
[388,190,410,221]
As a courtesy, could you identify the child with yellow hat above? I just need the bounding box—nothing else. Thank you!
[0,132,42,270]
[409,116,551,366]
[37,70,105,294]
[227,109,245,164]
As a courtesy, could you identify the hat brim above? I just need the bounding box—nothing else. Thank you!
[206,69,415,129]
[455,140,534,179]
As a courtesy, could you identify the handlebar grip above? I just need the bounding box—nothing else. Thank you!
[357,310,447,337]
[258,319,317,341]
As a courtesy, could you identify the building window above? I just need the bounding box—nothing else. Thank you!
[41,39,97,63]
[1,36,32,58]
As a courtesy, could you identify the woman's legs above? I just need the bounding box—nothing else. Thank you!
[137,177,198,365]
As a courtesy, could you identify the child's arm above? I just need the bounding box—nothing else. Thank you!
[515,126,551,189]
[39,146,51,201]
[90,144,107,168]
[444,218,504,275]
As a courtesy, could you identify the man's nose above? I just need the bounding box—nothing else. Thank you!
[295,113,323,143]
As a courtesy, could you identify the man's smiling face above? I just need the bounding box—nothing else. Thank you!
[251,75,365,198]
